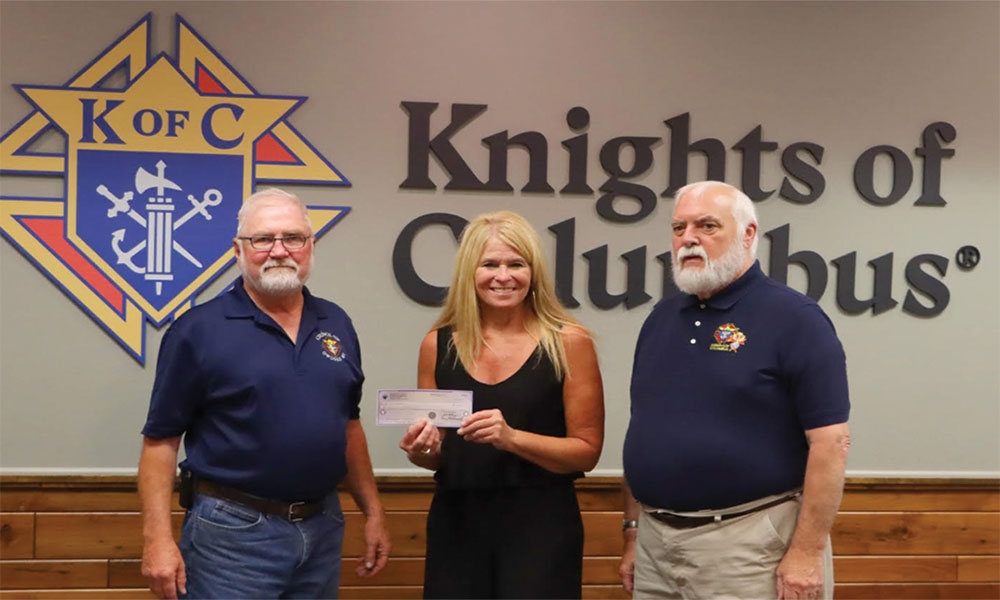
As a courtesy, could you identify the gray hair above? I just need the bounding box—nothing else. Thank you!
[674,181,759,257]
[236,188,312,236]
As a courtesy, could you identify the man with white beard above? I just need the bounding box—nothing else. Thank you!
[619,181,851,600]
[138,188,390,599]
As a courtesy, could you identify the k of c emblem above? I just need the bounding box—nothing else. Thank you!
[0,14,352,363]
[710,323,747,353]
[317,332,345,362]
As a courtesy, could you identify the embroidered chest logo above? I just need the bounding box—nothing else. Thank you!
[0,14,352,364]
[317,332,344,361]
[710,323,747,353]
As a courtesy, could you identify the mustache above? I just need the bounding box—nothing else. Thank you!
[676,246,708,261]
[262,258,298,272]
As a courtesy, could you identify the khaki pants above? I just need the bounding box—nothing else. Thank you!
[633,493,833,599]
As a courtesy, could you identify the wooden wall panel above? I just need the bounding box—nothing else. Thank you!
[832,556,957,582]
[2,492,144,513]
[339,557,425,586]
[339,586,421,599]
[582,512,623,556]
[0,560,107,589]
[0,512,34,559]
[958,556,1000,582]
[342,512,427,557]
[340,490,434,513]
[34,514,182,559]
[0,476,996,600]
[35,513,142,559]
[0,590,154,599]
[582,556,625,585]
[107,560,145,588]
[582,584,631,599]
[832,513,999,555]
[835,583,1000,599]
[840,491,999,512]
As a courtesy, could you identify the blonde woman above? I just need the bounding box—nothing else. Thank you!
[399,210,604,599]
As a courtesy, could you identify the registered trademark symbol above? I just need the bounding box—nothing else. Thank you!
[955,245,980,270]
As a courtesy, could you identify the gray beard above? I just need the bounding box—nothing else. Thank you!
[672,240,748,297]
[239,257,308,296]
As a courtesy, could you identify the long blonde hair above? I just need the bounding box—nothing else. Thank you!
[432,210,588,380]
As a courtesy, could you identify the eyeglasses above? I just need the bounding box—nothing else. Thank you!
[237,235,310,251]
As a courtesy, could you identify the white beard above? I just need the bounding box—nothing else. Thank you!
[240,255,309,295]
[672,239,748,297]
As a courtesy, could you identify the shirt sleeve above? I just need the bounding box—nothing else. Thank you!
[782,303,851,430]
[347,319,364,420]
[140,320,203,438]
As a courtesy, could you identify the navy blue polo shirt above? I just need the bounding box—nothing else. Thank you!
[623,262,849,511]
[142,279,363,502]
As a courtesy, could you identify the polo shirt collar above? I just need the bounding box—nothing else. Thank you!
[680,260,765,310]
[222,277,328,322]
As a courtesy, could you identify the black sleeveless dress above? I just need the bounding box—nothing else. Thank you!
[422,327,584,599]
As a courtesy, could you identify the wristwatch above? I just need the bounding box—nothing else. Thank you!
[622,518,638,531]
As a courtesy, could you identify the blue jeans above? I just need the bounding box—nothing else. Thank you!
[179,491,344,599]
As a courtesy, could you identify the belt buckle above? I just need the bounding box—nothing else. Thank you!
[287,501,306,521]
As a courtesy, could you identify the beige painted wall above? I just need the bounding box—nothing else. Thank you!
[1,1,997,476]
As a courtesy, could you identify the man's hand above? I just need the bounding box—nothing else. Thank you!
[355,512,391,577]
[141,537,186,599]
[776,546,823,599]
[619,532,637,594]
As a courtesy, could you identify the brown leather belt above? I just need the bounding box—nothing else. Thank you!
[650,493,799,530]
[193,478,325,522]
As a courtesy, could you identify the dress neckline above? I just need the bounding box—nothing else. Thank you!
[462,342,541,387]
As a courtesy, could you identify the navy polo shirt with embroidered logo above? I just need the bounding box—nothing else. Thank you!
[623,261,850,511]
[142,278,363,502]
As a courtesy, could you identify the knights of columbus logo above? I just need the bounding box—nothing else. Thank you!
[1,14,351,364]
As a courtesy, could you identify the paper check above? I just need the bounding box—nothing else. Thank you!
[376,389,473,428]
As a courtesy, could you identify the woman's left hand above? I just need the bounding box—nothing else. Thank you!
[457,409,514,450]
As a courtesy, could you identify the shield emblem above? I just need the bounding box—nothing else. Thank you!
[74,150,241,320]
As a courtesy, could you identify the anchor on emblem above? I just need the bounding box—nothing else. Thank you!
[96,159,223,295]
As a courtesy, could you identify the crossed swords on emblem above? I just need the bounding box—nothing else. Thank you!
[95,160,223,295]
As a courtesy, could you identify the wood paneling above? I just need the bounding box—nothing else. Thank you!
[108,559,145,588]
[0,560,108,589]
[582,556,624,585]
[340,491,434,513]
[343,512,427,557]
[832,512,999,555]
[582,584,631,599]
[34,513,183,559]
[832,556,957,582]
[0,513,34,559]
[582,512,625,556]
[840,491,1000,512]
[339,557,425,586]
[3,492,145,513]
[339,586,422,599]
[1,476,996,600]
[0,590,154,599]
[834,583,1000,599]
[958,556,1000,582]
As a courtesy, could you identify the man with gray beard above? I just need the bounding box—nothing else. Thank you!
[138,188,390,599]
[619,181,850,599]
